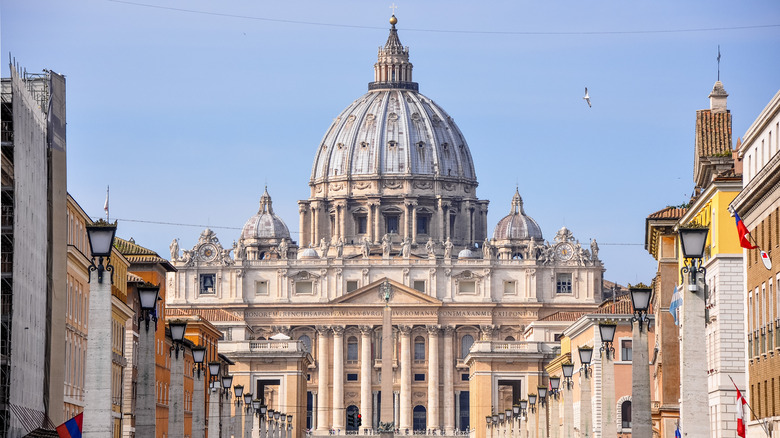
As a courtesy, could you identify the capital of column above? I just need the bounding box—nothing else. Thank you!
[398,325,413,336]
[316,325,332,336]
[360,325,374,335]
[443,325,455,336]
[426,324,441,335]
[332,325,345,336]
[479,324,497,340]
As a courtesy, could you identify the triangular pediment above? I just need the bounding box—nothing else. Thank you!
[331,278,441,305]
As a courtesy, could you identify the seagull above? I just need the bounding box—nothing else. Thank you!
[583,87,591,108]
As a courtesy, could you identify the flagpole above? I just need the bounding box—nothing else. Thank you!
[729,375,770,437]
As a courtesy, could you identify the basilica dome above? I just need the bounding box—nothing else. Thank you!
[493,189,543,241]
[310,16,476,187]
[241,188,290,241]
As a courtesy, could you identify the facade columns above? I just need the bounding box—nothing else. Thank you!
[443,326,455,434]
[373,203,381,244]
[368,203,375,244]
[316,326,331,433]
[427,325,441,432]
[394,391,400,427]
[360,326,374,433]
[373,391,379,430]
[333,326,345,431]
[411,206,418,243]
[399,325,412,431]
[454,391,461,432]
[311,203,319,247]
[299,204,307,248]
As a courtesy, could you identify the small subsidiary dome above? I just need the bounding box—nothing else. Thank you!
[493,189,543,241]
[241,188,291,241]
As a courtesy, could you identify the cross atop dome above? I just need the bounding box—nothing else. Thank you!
[369,14,418,91]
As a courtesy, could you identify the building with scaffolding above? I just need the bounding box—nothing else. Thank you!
[1,63,68,436]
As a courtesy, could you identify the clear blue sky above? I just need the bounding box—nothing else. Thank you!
[3,0,779,287]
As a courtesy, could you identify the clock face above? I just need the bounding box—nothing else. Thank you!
[198,244,217,261]
[556,243,574,261]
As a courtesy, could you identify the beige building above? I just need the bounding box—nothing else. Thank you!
[167,16,606,438]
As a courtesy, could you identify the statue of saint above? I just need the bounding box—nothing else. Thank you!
[426,237,436,258]
[401,237,411,258]
[590,239,599,260]
[362,237,371,258]
[444,237,453,259]
[319,238,330,258]
[336,237,344,258]
[278,238,289,260]
[381,234,391,258]
[482,238,492,260]
[170,238,179,261]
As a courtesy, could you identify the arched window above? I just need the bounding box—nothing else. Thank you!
[621,400,632,429]
[299,335,311,353]
[413,405,427,432]
[347,336,358,361]
[505,336,515,341]
[414,336,426,361]
[461,334,474,359]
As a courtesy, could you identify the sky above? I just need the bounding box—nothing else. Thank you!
[3,0,779,287]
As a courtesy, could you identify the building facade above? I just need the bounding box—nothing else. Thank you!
[730,89,780,438]
[166,16,607,438]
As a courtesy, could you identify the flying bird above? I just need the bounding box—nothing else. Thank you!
[583,87,591,108]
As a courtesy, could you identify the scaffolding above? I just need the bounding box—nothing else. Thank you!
[0,75,14,436]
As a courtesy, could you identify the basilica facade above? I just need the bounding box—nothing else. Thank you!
[166,16,604,438]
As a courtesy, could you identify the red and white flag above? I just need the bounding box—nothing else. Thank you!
[736,385,747,438]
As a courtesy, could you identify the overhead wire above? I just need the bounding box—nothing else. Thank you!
[106,0,779,36]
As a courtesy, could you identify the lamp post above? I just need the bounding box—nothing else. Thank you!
[630,285,653,438]
[208,362,222,438]
[82,221,117,437]
[678,226,710,437]
[598,323,617,438]
[268,409,276,438]
[274,410,282,438]
[505,409,513,438]
[221,374,234,438]
[243,393,253,438]
[169,320,188,438]
[234,385,245,438]
[537,387,548,438]
[519,400,528,438]
[499,412,506,438]
[548,378,560,438]
[486,414,493,438]
[513,404,521,438]
[577,347,593,438]
[191,346,206,438]
[136,283,159,437]
[528,395,537,438]
[253,400,266,438]
[287,414,294,438]
[561,363,574,438]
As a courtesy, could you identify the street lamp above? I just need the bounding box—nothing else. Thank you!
[561,362,574,389]
[222,374,234,399]
[85,221,117,284]
[549,377,561,399]
[519,400,528,416]
[599,323,617,360]
[137,283,160,332]
[578,346,593,377]
[629,285,653,438]
[169,320,188,358]
[528,395,537,413]
[537,387,547,407]
[630,286,653,331]
[192,346,206,378]
[82,220,118,436]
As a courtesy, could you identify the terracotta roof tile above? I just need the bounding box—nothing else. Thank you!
[167,307,244,322]
[114,237,158,256]
[539,311,586,322]
[647,206,687,220]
